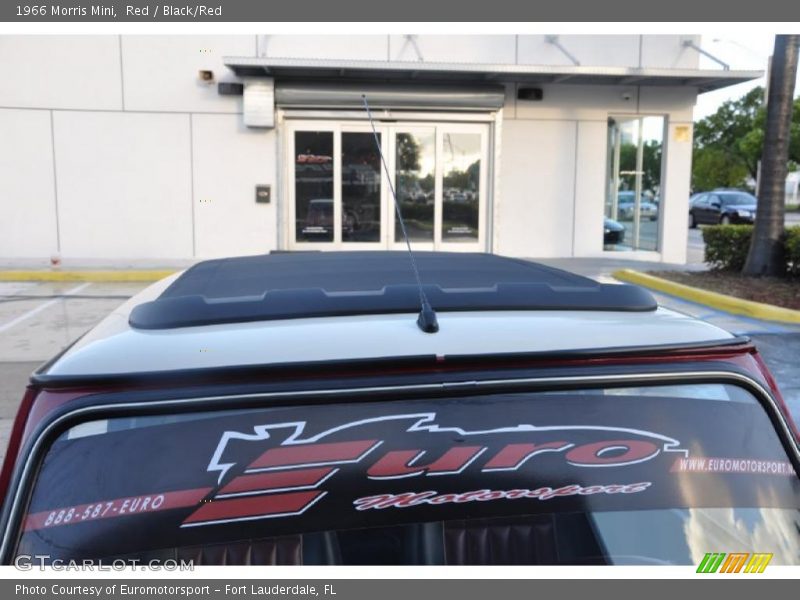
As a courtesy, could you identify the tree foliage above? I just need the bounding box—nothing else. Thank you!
[619,140,663,194]
[692,86,800,192]
[396,133,422,172]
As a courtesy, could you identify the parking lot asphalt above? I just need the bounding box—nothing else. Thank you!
[0,281,139,462]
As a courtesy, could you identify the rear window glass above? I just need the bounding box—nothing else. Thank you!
[16,383,800,565]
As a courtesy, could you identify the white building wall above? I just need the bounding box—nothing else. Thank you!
[388,35,516,63]
[497,84,697,260]
[640,86,697,264]
[572,120,609,257]
[641,35,700,69]
[52,111,194,259]
[0,34,278,262]
[0,36,122,110]
[496,121,577,257]
[639,86,696,121]
[255,34,700,69]
[121,35,254,113]
[517,35,641,68]
[260,35,388,61]
[192,114,277,258]
[511,84,642,120]
[0,109,59,258]
[660,121,693,263]
[0,34,703,263]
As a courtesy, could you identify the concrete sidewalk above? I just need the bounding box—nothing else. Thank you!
[533,256,706,279]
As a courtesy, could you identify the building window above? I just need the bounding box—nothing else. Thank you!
[604,116,665,252]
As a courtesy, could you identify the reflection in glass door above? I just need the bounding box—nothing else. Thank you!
[342,132,382,243]
[442,132,482,243]
[394,130,435,244]
[294,131,334,243]
[289,122,488,252]
[604,116,664,252]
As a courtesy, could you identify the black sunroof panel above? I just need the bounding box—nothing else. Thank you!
[129,252,657,330]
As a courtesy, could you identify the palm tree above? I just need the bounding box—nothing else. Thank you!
[743,35,799,276]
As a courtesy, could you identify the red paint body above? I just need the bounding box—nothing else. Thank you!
[1,341,795,515]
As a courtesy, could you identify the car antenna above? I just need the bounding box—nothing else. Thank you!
[362,94,439,334]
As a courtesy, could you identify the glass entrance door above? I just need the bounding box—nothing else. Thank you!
[288,121,488,252]
[440,129,485,247]
[391,127,436,249]
[341,130,383,244]
[604,116,665,252]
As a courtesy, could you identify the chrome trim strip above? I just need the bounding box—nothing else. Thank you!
[2,369,797,561]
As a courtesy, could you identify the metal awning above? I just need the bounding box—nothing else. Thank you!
[224,56,762,93]
[274,82,506,111]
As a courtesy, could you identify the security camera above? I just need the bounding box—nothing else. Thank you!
[621,91,633,101]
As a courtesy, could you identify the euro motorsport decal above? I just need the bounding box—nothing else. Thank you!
[181,413,679,527]
[17,393,799,560]
[24,412,679,532]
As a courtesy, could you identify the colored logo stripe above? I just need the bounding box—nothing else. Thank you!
[183,440,381,527]
[697,552,773,573]
[218,467,335,496]
[182,490,324,526]
[23,487,213,532]
[697,553,726,573]
[720,553,749,573]
[744,553,773,573]
[247,440,379,470]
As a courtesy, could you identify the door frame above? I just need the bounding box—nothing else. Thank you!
[604,113,668,253]
[282,114,492,253]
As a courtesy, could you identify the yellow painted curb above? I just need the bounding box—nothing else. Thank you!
[613,269,800,324]
[0,270,176,282]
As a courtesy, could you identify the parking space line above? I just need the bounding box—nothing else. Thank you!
[0,282,92,334]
